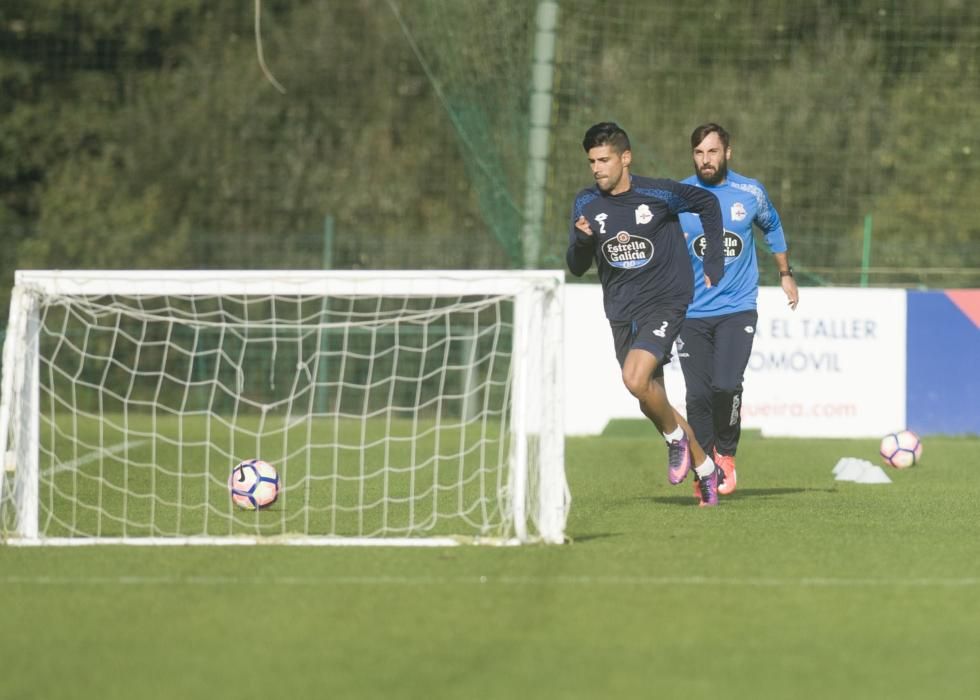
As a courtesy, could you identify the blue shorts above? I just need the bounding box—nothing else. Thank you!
[610,304,688,375]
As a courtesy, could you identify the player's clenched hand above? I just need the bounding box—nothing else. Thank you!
[704,274,714,289]
[575,216,593,236]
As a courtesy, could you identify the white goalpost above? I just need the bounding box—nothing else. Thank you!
[0,270,569,546]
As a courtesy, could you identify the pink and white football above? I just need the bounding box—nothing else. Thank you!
[879,430,923,469]
[229,459,280,509]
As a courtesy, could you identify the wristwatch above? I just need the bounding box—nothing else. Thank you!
[779,267,794,278]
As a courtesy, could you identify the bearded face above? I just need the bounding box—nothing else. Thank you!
[692,131,730,186]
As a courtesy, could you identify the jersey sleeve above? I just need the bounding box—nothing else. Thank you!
[668,181,726,285]
[566,191,597,277]
[753,180,788,253]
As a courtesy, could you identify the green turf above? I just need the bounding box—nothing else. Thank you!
[2,429,978,699]
[12,414,512,539]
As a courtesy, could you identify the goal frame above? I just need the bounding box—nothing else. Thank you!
[0,269,568,546]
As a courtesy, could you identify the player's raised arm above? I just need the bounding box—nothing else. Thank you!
[566,203,596,277]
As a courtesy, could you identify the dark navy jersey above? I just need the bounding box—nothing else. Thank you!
[567,174,725,323]
[679,170,787,317]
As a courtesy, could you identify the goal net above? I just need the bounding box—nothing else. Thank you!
[0,270,568,546]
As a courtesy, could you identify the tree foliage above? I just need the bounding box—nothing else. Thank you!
[0,0,977,323]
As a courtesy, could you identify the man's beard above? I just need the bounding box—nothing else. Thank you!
[697,162,728,186]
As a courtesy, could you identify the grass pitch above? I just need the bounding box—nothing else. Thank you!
[2,425,978,699]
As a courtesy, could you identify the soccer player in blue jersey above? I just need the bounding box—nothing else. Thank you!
[678,123,800,501]
[567,122,726,506]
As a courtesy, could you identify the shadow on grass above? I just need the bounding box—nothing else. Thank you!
[643,486,826,507]
[735,487,836,496]
[567,532,623,543]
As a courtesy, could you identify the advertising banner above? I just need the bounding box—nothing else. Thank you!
[906,289,980,435]
[565,285,908,437]
[678,287,907,437]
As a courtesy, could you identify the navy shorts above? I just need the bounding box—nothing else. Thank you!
[678,309,759,391]
[610,304,688,375]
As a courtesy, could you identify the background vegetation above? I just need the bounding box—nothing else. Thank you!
[1,0,978,323]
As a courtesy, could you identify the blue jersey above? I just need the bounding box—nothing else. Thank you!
[678,170,787,317]
[567,175,725,323]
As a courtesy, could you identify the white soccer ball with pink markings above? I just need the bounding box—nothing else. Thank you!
[879,430,922,469]
[229,459,280,509]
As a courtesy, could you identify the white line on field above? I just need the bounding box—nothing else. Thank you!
[40,441,149,477]
[2,574,977,588]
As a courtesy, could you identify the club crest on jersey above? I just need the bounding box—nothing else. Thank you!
[635,204,653,225]
[692,230,744,265]
[602,231,653,269]
[730,202,747,222]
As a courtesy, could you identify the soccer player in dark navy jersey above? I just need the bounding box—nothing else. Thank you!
[567,121,726,506]
[677,123,800,502]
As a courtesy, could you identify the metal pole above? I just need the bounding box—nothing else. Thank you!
[860,213,872,287]
[316,214,335,414]
[322,214,335,270]
[521,0,559,269]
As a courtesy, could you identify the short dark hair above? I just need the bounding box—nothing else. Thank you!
[583,122,631,153]
[690,122,730,150]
